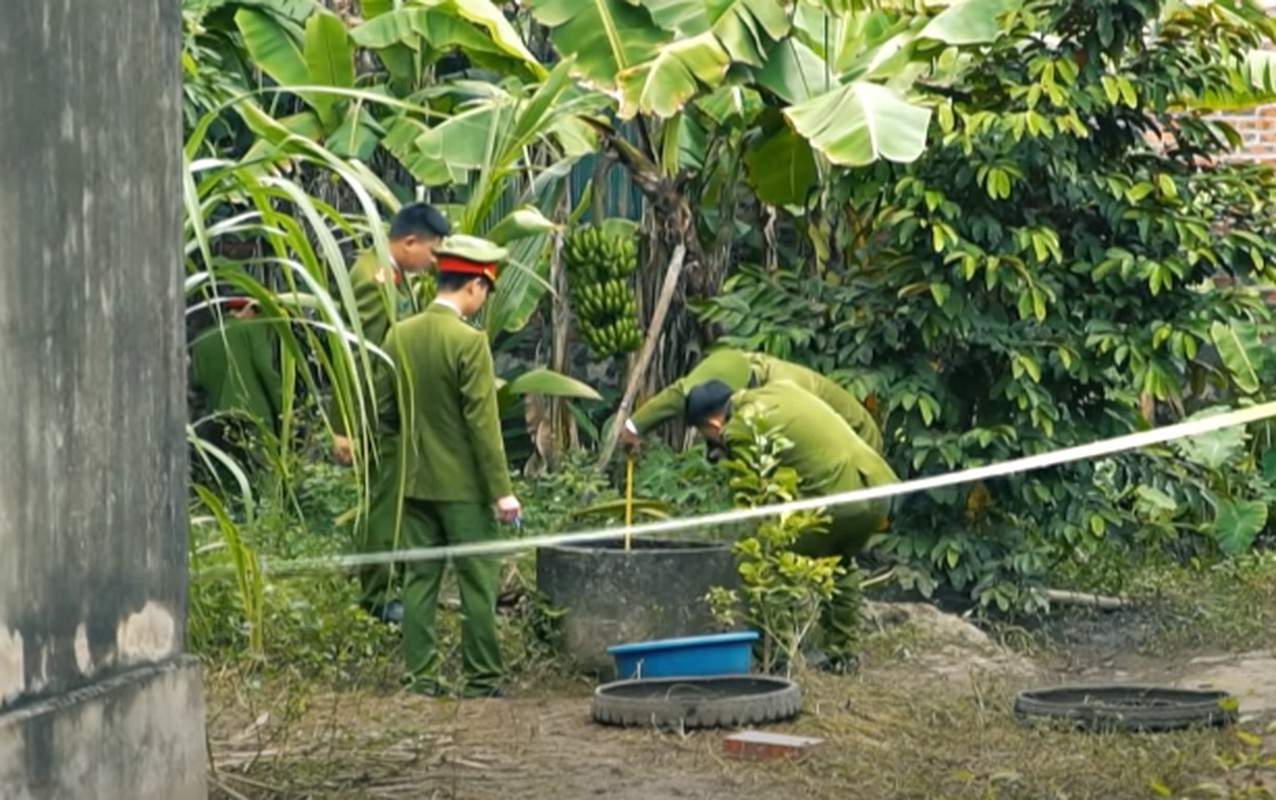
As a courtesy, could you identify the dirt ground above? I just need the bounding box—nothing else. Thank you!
[206,602,1276,800]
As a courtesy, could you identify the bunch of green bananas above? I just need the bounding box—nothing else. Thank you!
[564,224,638,281]
[563,225,642,359]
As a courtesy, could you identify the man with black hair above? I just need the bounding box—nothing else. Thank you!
[374,234,520,698]
[618,348,882,457]
[684,378,899,673]
[333,202,449,626]
[334,202,450,457]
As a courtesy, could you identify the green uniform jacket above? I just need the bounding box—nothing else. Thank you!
[721,380,898,522]
[630,348,882,452]
[191,317,282,430]
[333,251,421,437]
[375,303,513,504]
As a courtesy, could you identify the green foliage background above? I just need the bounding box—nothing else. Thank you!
[181,0,1276,671]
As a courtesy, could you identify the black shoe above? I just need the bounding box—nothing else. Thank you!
[368,600,404,626]
[818,654,860,675]
[705,442,729,463]
[799,648,860,675]
[405,681,448,698]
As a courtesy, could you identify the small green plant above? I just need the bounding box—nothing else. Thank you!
[705,403,843,676]
[632,440,735,519]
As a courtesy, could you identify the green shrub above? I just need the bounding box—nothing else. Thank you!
[696,0,1276,612]
[705,403,844,676]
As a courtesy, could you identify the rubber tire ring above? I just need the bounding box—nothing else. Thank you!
[592,676,802,730]
[1013,685,1237,732]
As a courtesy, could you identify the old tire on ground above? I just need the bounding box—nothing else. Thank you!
[592,675,802,730]
[1013,685,1237,732]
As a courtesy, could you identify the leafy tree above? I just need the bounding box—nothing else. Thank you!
[521,0,1030,433]
[699,0,1276,611]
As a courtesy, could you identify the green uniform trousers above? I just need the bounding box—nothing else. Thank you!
[790,498,890,660]
[355,437,405,612]
[401,498,504,696]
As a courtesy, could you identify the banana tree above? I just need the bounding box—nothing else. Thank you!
[349,0,548,92]
[216,0,549,166]
[389,57,610,340]
[523,0,1023,197]
[496,367,602,413]
[216,0,380,160]
[523,0,1032,288]
[519,0,1033,453]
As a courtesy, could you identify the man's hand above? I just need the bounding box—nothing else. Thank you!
[619,419,642,453]
[332,434,353,466]
[496,495,522,524]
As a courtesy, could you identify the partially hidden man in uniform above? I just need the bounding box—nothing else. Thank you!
[684,378,899,674]
[190,296,283,472]
[373,234,521,698]
[618,348,882,457]
[333,203,449,627]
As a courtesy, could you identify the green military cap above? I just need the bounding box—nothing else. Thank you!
[436,234,509,285]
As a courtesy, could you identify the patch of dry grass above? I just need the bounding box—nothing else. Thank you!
[771,665,1266,800]
[200,557,1276,799]
[202,616,1276,800]
[1133,552,1276,656]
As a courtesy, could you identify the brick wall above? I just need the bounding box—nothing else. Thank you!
[1214,105,1276,163]
[1218,10,1276,164]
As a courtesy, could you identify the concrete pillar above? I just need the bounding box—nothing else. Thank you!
[0,1,207,799]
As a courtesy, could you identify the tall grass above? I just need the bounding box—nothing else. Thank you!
[184,107,402,650]
[182,90,606,655]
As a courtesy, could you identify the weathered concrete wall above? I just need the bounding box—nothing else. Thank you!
[0,660,207,800]
[0,1,206,798]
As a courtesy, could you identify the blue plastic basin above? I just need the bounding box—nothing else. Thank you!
[606,631,759,679]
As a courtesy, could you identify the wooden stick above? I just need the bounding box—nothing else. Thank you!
[1042,588,1131,610]
[859,567,897,591]
[594,244,687,473]
[549,202,572,460]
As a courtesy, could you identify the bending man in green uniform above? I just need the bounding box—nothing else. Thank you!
[333,203,449,626]
[375,235,521,698]
[619,348,882,456]
[684,378,899,673]
[190,297,283,472]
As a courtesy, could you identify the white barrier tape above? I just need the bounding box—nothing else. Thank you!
[251,400,1276,577]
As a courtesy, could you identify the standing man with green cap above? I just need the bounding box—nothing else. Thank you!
[333,203,449,627]
[374,234,520,698]
[618,348,883,456]
[683,378,899,674]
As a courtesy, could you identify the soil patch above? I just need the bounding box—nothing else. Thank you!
[1044,615,1276,721]
[208,689,783,800]
[862,600,1038,685]
[1180,651,1276,717]
[205,604,1270,800]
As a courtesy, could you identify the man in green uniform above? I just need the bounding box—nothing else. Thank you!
[190,297,283,471]
[619,348,882,456]
[374,234,520,698]
[684,378,899,673]
[332,202,449,461]
[332,203,449,626]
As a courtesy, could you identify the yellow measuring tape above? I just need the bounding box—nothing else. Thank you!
[624,456,634,551]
